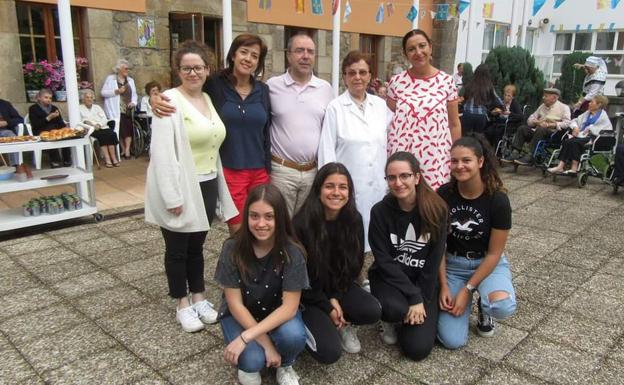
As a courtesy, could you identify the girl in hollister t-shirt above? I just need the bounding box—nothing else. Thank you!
[368,152,448,361]
[437,135,516,349]
[214,184,309,385]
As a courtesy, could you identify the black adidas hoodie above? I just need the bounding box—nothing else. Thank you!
[368,194,447,305]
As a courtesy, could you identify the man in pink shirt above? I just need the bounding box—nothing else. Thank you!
[267,33,334,215]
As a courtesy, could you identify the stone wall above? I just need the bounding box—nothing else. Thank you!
[1,0,29,114]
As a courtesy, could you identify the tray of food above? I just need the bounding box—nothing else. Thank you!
[0,135,40,146]
[39,127,86,142]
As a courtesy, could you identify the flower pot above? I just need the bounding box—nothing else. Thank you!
[54,90,67,102]
[26,90,39,102]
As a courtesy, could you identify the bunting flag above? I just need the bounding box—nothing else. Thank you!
[295,0,305,13]
[449,4,458,17]
[597,0,608,9]
[609,22,616,31]
[587,23,593,31]
[420,8,427,19]
[559,24,564,31]
[406,5,418,22]
[386,1,395,17]
[430,10,437,19]
[598,22,605,31]
[331,0,339,15]
[436,4,449,20]
[482,3,494,18]
[554,0,566,8]
[549,24,555,32]
[375,3,384,23]
[312,0,323,15]
[613,0,622,8]
[575,24,581,32]
[458,0,470,14]
[258,0,271,9]
[532,0,546,16]
[343,0,352,22]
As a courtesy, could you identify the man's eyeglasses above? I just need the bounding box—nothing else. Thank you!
[290,48,316,55]
[180,65,207,74]
[345,70,370,77]
[384,173,414,183]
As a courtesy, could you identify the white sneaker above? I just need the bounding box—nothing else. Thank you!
[176,306,204,333]
[339,325,361,353]
[378,321,397,345]
[276,366,300,385]
[237,369,261,385]
[191,298,219,324]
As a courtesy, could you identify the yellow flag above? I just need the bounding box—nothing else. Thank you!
[597,0,608,9]
[295,0,304,13]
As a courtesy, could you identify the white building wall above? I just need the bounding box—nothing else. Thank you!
[454,0,624,95]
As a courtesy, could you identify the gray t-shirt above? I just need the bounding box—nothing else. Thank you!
[214,239,309,321]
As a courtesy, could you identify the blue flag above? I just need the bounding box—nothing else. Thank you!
[458,0,470,14]
[575,24,581,32]
[609,22,616,31]
[532,0,546,16]
[587,24,592,31]
[612,0,621,8]
[312,0,323,15]
[376,3,384,23]
[554,0,566,8]
[549,24,555,32]
[406,5,418,22]
[436,4,449,20]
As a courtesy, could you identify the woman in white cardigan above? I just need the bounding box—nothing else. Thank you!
[101,59,138,160]
[79,89,120,167]
[548,95,613,174]
[145,41,237,333]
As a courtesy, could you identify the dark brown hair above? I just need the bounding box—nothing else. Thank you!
[385,152,448,242]
[450,134,506,195]
[231,184,304,283]
[223,33,268,85]
[341,50,372,74]
[173,40,212,72]
[144,81,162,95]
[401,29,432,54]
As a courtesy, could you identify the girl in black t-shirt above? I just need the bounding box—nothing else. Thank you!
[293,163,382,364]
[368,152,448,361]
[214,184,309,385]
[437,135,516,350]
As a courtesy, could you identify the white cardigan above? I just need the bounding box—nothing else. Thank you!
[570,109,613,137]
[79,104,109,128]
[100,74,138,120]
[144,88,238,232]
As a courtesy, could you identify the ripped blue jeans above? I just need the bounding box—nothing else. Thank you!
[437,254,516,349]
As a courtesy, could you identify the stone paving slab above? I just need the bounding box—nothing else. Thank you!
[0,170,622,384]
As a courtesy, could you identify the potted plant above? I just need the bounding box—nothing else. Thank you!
[48,61,67,101]
[22,62,47,101]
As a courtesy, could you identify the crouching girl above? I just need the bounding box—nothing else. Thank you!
[214,184,309,385]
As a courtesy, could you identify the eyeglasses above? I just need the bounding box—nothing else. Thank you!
[345,70,370,77]
[290,47,316,55]
[384,173,414,183]
[180,65,207,75]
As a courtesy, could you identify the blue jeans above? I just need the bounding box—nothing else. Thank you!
[0,129,18,166]
[220,310,306,373]
[437,254,516,349]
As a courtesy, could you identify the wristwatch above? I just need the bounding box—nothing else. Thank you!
[466,283,477,293]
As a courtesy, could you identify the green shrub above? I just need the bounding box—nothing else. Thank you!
[554,51,592,104]
[458,62,473,97]
[484,46,545,110]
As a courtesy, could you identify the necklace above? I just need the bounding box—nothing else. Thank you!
[235,83,252,97]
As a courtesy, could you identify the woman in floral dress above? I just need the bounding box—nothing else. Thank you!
[386,29,461,190]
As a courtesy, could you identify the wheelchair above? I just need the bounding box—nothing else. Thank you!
[129,108,151,158]
[495,105,531,161]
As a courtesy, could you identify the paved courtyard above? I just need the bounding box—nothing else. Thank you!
[1,167,623,385]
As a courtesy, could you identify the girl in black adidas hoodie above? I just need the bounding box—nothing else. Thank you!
[368,151,448,361]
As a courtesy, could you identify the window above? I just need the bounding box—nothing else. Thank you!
[482,22,510,61]
[524,29,537,53]
[359,34,380,78]
[553,31,624,75]
[16,1,84,64]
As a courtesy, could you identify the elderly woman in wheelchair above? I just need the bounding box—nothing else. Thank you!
[547,95,613,175]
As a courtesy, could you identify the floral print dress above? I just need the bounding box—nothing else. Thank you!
[387,70,458,190]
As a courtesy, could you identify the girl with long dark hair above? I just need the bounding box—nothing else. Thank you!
[437,135,516,349]
[460,64,504,135]
[368,152,448,361]
[214,184,308,385]
[293,163,381,364]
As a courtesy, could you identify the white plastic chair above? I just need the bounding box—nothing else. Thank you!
[76,122,100,169]
[21,115,43,169]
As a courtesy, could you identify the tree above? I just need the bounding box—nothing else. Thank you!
[484,46,545,110]
[554,51,592,104]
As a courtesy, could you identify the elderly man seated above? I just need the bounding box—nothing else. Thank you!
[0,98,24,168]
[502,88,571,165]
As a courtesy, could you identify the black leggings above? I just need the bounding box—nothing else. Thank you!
[370,275,439,361]
[558,136,590,162]
[302,283,381,364]
[161,178,218,299]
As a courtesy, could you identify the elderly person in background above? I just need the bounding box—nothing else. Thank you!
[502,88,571,166]
[79,89,120,168]
[572,56,607,118]
[0,98,23,168]
[548,95,612,175]
[28,89,72,168]
[101,59,137,160]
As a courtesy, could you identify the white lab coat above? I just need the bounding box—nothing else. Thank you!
[100,74,138,120]
[318,91,389,252]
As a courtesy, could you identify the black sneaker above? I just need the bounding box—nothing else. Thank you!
[477,299,495,337]
[514,154,532,166]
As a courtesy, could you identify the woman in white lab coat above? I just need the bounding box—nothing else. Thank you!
[318,51,389,251]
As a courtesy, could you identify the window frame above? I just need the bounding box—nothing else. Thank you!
[359,34,380,79]
[482,21,510,62]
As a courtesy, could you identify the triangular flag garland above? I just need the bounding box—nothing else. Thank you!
[613,0,622,8]
[458,0,470,14]
[533,0,546,16]
[343,0,352,22]
[406,5,417,22]
[554,0,566,8]
[375,3,384,23]
[311,0,323,15]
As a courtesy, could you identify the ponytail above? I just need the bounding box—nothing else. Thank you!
[450,134,506,195]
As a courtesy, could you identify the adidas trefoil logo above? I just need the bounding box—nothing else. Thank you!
[390,224,430,253]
